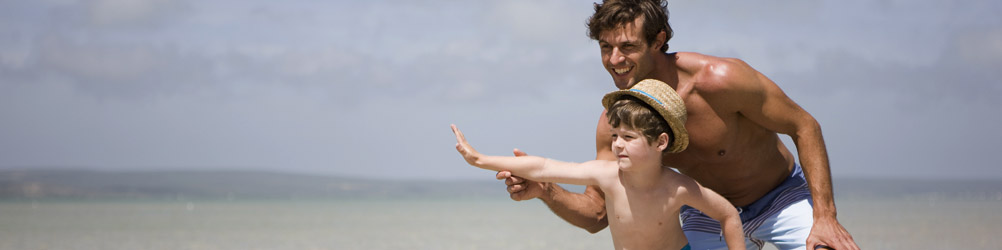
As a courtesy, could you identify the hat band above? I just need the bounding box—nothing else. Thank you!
[630,89,663,106]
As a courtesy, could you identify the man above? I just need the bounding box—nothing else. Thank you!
[498,0,859,249]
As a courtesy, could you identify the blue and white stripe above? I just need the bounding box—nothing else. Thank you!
[680,176,811,249]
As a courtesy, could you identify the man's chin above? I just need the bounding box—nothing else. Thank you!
[615,80,635,90]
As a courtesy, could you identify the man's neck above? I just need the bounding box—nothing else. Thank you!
[647,52,680,89]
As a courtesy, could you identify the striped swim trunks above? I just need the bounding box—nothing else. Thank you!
[680,164,812,249]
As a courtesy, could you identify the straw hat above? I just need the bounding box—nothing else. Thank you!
[601,79,688,153]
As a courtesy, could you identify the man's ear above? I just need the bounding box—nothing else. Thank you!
[654,30,667,50]
[656,132,670,151]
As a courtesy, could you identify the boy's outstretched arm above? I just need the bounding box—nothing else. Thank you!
[496,111,614,233]
[451,124,605,186]
[498,149,609,233]
[678,177,746,250]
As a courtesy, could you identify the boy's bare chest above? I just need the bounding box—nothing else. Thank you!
[603,185,685,248]
[604,185,682,230]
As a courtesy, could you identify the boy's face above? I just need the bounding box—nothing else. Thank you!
[610,126,664,171]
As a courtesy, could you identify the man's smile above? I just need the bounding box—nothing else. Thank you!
[613,65,632,75]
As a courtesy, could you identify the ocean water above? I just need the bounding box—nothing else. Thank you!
[1,197,1001,250]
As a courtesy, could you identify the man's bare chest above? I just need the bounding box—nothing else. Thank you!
[666,94,743,164]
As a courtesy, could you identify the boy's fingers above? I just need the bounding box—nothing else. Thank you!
[450,124,460,139]
[512,148,527,157]
[451,124,474,153]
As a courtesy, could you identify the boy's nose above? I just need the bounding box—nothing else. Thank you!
[612,137,625,149]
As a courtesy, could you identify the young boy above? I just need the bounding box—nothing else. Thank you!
[451,79,745,250]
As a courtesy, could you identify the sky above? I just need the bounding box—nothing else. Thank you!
[1,0,1000,180]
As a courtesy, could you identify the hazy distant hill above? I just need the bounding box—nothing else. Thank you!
[1,169,1000,201]
[0,169,503,200]
[831,178,1002,201]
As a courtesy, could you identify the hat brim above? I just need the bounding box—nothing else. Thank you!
[601,79,688,153]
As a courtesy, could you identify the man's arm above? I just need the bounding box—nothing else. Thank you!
[497,111,615,233]
[717,59,859,250]
[498,170,609,233]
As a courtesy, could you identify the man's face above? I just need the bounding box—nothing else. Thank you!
[598,17,660,90]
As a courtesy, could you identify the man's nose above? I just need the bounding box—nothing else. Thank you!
[609,48,625,65]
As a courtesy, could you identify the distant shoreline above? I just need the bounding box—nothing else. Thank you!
[0,169,502,200]
[2,169,1001,201]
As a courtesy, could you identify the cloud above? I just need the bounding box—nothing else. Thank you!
[766,26,1002,178]
[86,0,185,26]
[778,27,1002,106]
[485,1,590,44]
[2,36,212,99]
[953,29,1002,66]
[2,0,609,104]
[1,0,999,179]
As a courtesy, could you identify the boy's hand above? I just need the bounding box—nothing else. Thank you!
[451,124,482,166]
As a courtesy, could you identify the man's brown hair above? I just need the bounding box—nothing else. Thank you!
[587,0,673,52]
[606,96,674,150]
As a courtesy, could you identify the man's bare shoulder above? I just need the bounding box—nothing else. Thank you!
[675,52,748,69]
[675,52,754,91]
[673,52,767,116]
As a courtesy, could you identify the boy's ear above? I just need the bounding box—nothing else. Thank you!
[656,132,670,151]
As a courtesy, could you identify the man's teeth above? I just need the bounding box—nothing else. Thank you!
[614,67,630,74]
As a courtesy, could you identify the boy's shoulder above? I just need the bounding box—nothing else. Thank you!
[660,166,689,179]
[594,159,623,177]
[578,159,622,185]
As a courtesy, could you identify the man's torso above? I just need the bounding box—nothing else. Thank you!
[660,52,794,206]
